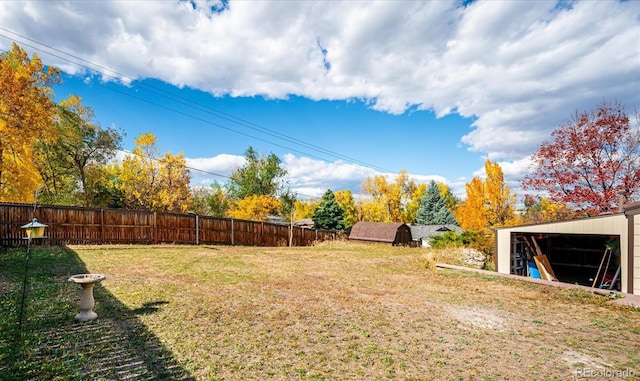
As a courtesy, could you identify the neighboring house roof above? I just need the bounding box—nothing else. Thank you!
[409,224,462,240]
[294,218,314,228]
[349,222,411,243]
[267,215,287,225]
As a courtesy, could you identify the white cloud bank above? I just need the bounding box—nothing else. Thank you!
[188,153,454,200]
[283,154,451,199]
[1,0,638,198]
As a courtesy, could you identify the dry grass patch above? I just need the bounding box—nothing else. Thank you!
[1,242,639,380]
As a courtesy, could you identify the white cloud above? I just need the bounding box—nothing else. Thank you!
[282,154,376,198]
[186,153,454,200]
[283,154,458,199]
[1,0,638,197]
[187,154,244,174]
[282,154,456,197]
[186,154,244,186]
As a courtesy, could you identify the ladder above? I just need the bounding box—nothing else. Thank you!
[592,246,613,288]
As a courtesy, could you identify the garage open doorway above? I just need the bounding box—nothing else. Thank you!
[510,232,621,291]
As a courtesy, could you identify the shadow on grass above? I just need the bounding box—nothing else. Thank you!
[132,301,170,316]
[0,246,194,380]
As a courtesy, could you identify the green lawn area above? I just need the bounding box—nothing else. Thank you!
[1,242,639,380]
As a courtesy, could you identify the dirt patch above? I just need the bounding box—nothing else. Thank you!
[443,304,509,331]
[562,350,612,369]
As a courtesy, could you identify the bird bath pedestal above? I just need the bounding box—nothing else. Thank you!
[68,274,106,322]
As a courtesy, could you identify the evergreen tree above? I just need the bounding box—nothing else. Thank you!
[416,181,457,225]
[312,189,345,230]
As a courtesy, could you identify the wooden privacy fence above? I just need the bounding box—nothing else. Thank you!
[0,203,339,247]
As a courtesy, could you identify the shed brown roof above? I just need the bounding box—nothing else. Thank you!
[349,222,405,243]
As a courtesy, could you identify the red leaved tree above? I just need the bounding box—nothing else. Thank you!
[523,100,640,215]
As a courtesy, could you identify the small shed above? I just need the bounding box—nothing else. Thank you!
[409,224,463,247]
[349,222,412,246]
[495,204,640,296]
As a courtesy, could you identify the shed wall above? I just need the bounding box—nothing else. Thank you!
[496,232,511,275]
[634,214,640,294]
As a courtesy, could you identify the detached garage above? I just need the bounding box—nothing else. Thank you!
[495,202,640,295]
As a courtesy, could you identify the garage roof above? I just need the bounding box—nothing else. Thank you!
[495,213,626,235]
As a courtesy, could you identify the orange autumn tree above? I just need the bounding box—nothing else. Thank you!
[456,160,518,252]
[456,177,486,231]
[0,43,60,202]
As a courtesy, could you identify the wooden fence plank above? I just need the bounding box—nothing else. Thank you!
[0,203,339,247]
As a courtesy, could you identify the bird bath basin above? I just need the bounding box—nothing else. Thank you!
[68,274,106,322]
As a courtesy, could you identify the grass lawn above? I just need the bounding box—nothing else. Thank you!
[1,242,639,380]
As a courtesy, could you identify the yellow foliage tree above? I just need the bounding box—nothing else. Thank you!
[404,182,427,223]
[157,151,192,211]
[456,177,486,231]
[294,199,319,219]
[228,194,280,221]
[334,189,358,228]
[116,133,191,212]
[456,160,518,252]
[361,174,394,222]
[522,195,575,224]
[436,182,459,213]
[360,169,417,222]
[0,43,60,202]
[357,199,387,222]
[456,160,517,231]
[484,160,518,227]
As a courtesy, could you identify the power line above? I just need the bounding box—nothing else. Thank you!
[116,148,318,200]
[0,27,395,173]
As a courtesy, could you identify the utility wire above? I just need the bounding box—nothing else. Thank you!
[117,147,318,200]
[0,27,395,173]
[30,100,320,198]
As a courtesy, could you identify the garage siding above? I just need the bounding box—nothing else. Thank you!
[634,214,640,294]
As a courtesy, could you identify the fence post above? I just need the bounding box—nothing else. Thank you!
[100,209,105,243]
[230,218,234,245]
[153,212,158,244]
[188,212,199,245]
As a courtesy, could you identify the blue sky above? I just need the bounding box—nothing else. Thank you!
[55,73,478,194]
[1,0,639,200]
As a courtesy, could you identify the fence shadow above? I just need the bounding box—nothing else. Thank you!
[0,246,194,380]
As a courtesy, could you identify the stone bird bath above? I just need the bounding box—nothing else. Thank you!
[68,274,106,322]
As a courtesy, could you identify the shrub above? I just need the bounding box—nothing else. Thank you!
[429,230,494,255]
